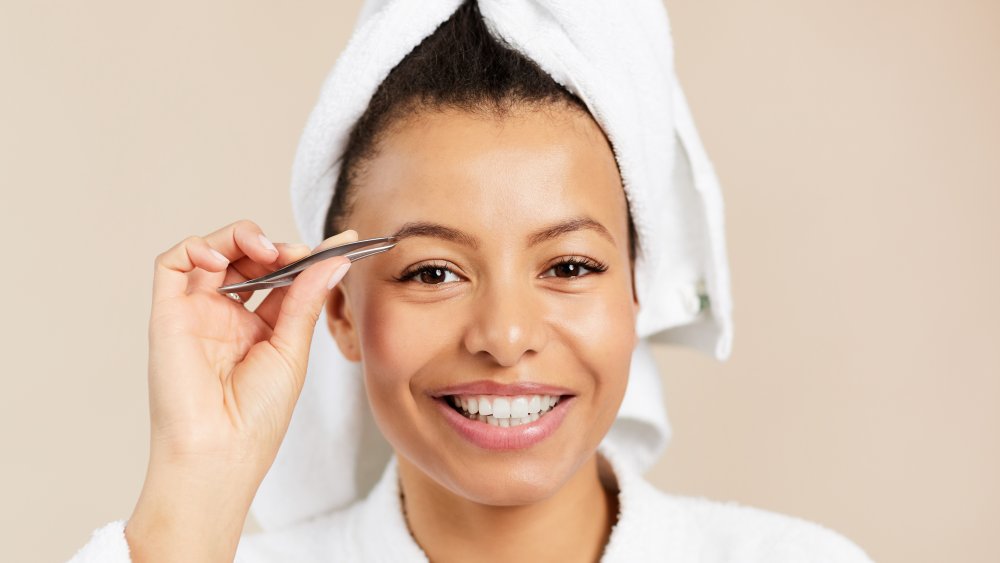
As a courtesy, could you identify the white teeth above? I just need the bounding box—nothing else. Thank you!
[478,398,493,416]
[510,397,529,418]
[528,395,540,414]
[492,397,511,419]
[447,393,564,425]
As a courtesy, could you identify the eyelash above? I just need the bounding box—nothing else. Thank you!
[394,256,609,285]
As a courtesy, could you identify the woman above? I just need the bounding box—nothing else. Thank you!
[71,1,873,561]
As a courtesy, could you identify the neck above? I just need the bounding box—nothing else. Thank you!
[396,451,620,563]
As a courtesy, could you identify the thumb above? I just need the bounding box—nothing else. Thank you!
[269,232,356,377]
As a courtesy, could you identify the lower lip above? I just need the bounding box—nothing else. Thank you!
[434,396,574,451]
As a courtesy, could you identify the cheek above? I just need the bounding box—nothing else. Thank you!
[353,291,461,426]
[548,283,636,417]
[357,296,459,379]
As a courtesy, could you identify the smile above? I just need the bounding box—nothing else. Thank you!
[434,393,574,450]
[446,394,560,427]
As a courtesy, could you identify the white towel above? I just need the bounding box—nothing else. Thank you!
[250,0,733,532]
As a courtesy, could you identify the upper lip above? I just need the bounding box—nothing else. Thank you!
[430,380,576,398]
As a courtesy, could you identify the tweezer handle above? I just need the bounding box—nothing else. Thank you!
[217,236,397,293]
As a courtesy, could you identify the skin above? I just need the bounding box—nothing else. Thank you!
[122,104,637,563]
[126,221,360,562]
[325,105,640,562]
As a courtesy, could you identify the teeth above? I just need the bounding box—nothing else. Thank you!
[528,395,540,414]
[446,393,562,426]
[479,399,493,416]
[493,397,511,419]
[510,397,528,418]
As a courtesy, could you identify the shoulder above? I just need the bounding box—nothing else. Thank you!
[620,475,874,563]
[668,491,872,562]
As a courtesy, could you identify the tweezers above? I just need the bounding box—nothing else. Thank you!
[216,236,398,293]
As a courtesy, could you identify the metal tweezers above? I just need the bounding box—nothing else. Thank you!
[216,236,398,294]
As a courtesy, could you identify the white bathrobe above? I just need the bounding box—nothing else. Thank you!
[67,3,874,558]
[69,440,874,562]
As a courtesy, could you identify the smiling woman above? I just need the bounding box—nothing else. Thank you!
[68,1,875,562]
[324,104,640,536]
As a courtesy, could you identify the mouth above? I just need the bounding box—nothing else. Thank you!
[442,393,565,427]
[432,392,575,450]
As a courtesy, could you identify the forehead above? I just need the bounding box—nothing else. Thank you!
[351,107,628,238]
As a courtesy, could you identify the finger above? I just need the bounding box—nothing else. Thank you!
[153,235,232,302]
[253,286,289,330]
[229,242,312,282]
[254,234,359,327]
[203,219,281,266]
[153,220,282,302]
[267,230,358,378]
[222,242,309,312]
[187,220,287,293]
[219,268,255,306]
[312,230,359,253]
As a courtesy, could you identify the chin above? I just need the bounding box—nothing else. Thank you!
[442,455,577,506]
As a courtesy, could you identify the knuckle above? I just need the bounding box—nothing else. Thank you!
[154,235,203,268]
[232,218,258,233]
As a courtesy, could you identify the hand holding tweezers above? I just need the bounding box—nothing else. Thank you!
[217,236,397,293]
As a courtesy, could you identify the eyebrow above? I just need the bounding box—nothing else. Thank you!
[390,216,615,249]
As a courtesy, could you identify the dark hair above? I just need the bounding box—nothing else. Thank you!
[323,0,639,262]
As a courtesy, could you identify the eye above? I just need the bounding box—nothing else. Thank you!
[540,257,608,279]
[395,262,463,285]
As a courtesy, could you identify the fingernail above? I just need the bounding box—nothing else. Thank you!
[327,262,351,289]
[258,233,278,254]
[209,249,229,265]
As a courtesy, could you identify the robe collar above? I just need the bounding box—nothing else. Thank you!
[352,440,675,561]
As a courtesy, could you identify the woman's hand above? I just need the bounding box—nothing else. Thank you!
[126,220,356,562]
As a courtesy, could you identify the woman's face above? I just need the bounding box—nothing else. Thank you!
[326,105,639,505]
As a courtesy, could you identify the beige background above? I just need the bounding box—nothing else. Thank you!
[1,1,997,561]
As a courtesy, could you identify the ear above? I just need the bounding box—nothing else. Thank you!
[325,282,362,362]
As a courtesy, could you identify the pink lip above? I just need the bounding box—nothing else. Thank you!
[434,395,575,451]
[429,380,575,398]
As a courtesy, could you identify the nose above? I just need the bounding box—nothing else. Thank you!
[462,277,550,367]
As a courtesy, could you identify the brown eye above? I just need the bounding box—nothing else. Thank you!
[419,267,450,284]
[396,263,461,285]
[552,262,584,278]
[541,257,608,279]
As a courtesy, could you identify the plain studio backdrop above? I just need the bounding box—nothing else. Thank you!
[2,1,997,562]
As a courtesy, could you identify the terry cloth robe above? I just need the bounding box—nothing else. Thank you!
[68,440,875,562]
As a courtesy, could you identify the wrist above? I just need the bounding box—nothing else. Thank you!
[125,461,261,563]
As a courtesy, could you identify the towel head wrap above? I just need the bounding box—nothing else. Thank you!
[250,0,733,532]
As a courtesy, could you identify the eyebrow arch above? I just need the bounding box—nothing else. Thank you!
[391,222,481,250]
[390,216,615,249]
[527,216,615,247]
